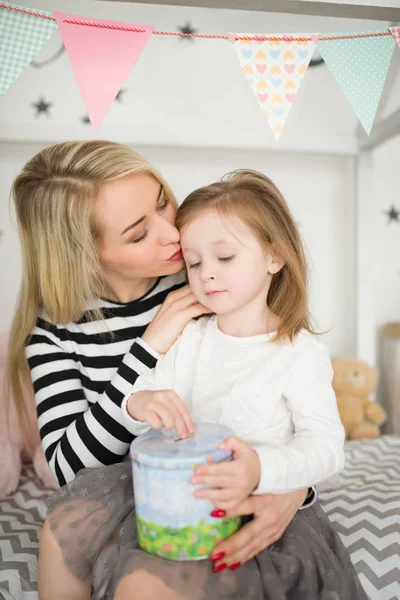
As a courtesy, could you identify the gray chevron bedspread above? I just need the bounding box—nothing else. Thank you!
[1,435,399,600]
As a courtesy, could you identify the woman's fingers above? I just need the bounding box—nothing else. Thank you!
[211,517,280,571]
[163,285,192,304]
[210,490,308,572]
[142,288,210,354]
[185,303,213,320]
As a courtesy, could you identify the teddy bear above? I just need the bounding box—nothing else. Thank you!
[0,331,58,497]
[331,357,387,440]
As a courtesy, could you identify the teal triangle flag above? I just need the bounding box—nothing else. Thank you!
[318,29,395,135]
[0,2,57,95]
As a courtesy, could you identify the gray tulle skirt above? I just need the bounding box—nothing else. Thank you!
[46,462,368,600]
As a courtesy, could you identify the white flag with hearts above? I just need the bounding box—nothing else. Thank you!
[230,32,319,140]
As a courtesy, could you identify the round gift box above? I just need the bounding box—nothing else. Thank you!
[130,422,242,561]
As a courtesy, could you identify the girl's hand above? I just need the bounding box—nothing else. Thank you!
[141,285,212,354]
[210,488,308,572]
[127,390,195,439]
[190,436,261,510]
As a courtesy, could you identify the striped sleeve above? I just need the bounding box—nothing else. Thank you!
[25,323,160,486]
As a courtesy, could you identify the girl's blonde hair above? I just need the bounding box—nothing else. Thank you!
[175,169,315,343]
[6,140,177,452]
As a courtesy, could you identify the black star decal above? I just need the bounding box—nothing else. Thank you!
[177,21,197,40]
[115,89,125,103]
[32,97,53,117]
[383,205,400,224]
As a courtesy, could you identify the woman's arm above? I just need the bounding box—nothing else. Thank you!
[26,320,160,486]
[27,286,209,486]
[120,333,184,436]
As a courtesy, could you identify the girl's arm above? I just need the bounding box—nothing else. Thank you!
[120,334,182,436]
[26,318,161,487]
[253,336,345,495]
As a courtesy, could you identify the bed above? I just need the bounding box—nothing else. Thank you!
[1,435,399,600]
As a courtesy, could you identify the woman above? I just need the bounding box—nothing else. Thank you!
[7,140,314,599]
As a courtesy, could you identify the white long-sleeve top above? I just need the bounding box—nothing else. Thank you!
[121,315,345,494]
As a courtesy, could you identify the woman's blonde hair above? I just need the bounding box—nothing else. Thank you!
[6,140,177,452]
[175,169,315,343]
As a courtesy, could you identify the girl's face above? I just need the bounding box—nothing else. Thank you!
[94,173,184,283]
[180,210,283,317]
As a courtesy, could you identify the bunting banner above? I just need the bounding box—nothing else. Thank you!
[54,12,153,130]
[230,32,319,140]
[0,2,57,95]
[390,26,400,48]
[318,29,396,135]
[0,3,399,136]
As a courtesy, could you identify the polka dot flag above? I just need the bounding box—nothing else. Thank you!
[0,2,57,96]
[318,29,396,135]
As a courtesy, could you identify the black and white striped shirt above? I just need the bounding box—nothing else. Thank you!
[25,272,186,486]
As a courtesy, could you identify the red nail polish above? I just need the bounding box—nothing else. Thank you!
[230,562,241,571]
[211,552,225,562]
[210,509,226,518]
[213,563,227,573]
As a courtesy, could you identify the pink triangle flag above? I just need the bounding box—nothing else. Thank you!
[54,12,153,130]
[390,26,400,47]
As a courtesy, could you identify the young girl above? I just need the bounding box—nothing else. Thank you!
[44,169,367,600]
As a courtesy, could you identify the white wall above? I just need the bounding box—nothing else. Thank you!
[373,135,400,332]
[0,141,356,356]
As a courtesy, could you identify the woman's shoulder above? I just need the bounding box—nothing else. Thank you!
[26,310,72,350]
[35,272,186,328]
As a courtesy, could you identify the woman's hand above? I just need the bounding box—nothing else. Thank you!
[127,390,195,439]
[141,285,212,354]
[209,488,308,573]
[191,437,261,511]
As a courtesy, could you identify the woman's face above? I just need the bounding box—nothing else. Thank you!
[95,173,184,283]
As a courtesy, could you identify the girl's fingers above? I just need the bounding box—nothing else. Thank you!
[195,462,236,478]
[209,499,242,512]
[159,398,187,437]
[156,398,188,437]
[143,411,163,430]
[167,392,195,434]
[194,488,233,502]
[190,474,235,488]
[148,403,176,432]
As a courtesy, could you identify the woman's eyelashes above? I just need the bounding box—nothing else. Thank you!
[130,198,170,243]
[157,197,170,212]
[131,230,149,244]
[188,255,235,269]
